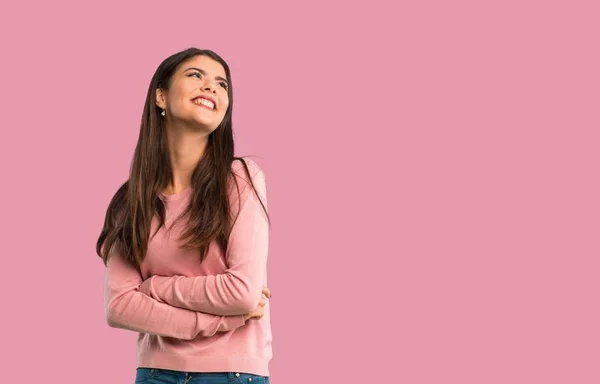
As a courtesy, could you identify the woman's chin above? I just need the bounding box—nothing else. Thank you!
[190,113,219,128]
[169,114,221,133]
[191,120,219,133]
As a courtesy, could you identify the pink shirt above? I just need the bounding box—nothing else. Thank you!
[103,158,272,376]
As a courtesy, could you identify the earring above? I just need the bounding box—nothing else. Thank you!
[161,109,166,116]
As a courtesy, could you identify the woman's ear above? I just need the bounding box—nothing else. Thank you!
[156,88,166,110]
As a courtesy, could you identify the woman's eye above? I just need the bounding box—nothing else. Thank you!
[189,72,227,89]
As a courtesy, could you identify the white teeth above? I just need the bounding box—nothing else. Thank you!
[194,98,215,109]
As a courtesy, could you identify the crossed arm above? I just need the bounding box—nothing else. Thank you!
[104,248,247,340]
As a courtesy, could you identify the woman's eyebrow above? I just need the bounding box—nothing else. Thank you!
[184,67,228,83]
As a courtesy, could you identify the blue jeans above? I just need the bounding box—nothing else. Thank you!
[134,368,270,384]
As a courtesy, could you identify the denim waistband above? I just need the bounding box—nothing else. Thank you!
[135,367,269,383]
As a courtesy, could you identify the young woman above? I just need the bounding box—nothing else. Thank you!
[96,47,272,384]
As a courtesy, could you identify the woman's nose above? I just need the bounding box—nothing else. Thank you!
[202,80,216,92]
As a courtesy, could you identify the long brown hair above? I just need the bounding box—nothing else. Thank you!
[96,47,269,268]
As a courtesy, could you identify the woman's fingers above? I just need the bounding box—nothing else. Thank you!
[262,286,271,298]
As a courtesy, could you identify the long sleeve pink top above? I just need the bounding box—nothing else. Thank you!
[103,158,272,376]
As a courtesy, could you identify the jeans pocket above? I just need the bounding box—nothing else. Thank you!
[135,368,160,383]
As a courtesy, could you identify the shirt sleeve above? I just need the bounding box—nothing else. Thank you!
[104,245,247,340]
[137,159,270,316]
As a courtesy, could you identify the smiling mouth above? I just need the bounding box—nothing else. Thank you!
[192,97,216,111]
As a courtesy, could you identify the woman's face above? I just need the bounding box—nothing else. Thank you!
[157,55,230,133]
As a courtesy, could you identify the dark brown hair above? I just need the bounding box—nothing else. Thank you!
[96,47,269,268]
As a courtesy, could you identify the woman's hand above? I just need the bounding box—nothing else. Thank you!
[243,287,271,321]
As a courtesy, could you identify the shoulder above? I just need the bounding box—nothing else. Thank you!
[229,157,268,203]
[230,157,266,184]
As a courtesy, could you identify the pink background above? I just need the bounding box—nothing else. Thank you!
[1,1,598,383]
